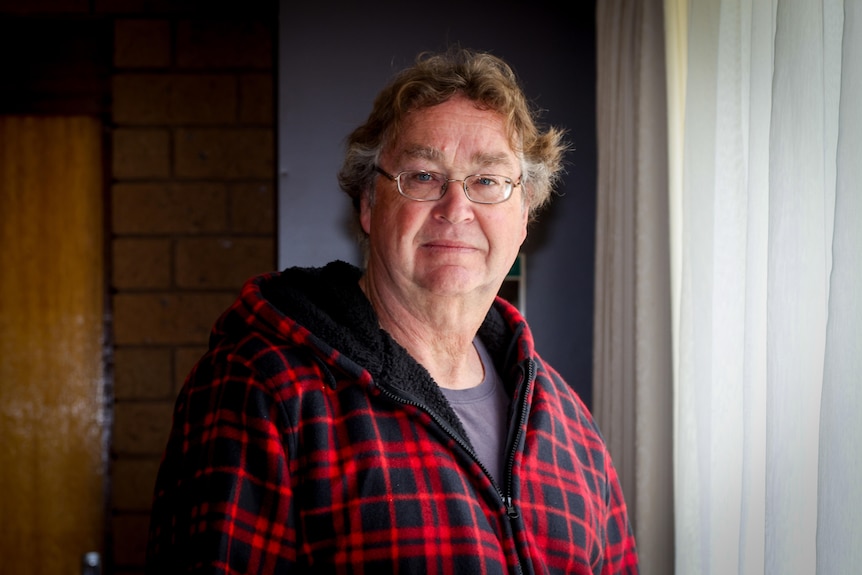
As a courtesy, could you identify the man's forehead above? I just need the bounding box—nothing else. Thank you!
[395,144,518,168]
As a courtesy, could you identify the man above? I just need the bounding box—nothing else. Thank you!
[147,48,638,574]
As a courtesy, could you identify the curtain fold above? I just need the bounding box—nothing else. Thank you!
[594,2,674,574]
[765,2,830,571]
[816,2,862,571]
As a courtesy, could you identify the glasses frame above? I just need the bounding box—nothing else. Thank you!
[374,166,521,205]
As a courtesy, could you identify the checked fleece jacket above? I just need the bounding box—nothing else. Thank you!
[146,260,639,574]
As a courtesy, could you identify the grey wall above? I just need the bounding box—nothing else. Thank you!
[278,0,597,407]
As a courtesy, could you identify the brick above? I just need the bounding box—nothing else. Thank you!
[170,74,237,123]
[112,128,170,179]
[113,19,171,68]
[112,513,150,567]
[239,73,273,124]
[176,19,273,69]
[112,237,171,289]
[95,0,146,13]
[96,0,276,15]
[113,401,174,455]
[0,0,88,13]
[113,347,173,400]
[112,292,235,345]
[174,346,207,393]
[111,458,161,511]
[96,0,202,14]
[112,182,228,234]
[112,74,170,124]
[229,182,274,234]
[175,237,273,289]
[174,128,273,179]
[113,74,237,125]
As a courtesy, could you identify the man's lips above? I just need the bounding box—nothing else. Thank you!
[421,239,478,251]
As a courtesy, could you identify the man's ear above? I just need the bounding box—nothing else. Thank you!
[359,191,372,235]
[519,186,530,243]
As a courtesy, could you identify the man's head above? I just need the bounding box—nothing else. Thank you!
[338,48,568,234]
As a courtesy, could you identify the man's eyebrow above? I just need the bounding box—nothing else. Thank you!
[472,152,514,169]
[401,146,443,162]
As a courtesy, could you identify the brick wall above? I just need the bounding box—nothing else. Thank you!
[106,5,276,573]
[1,3,277,570]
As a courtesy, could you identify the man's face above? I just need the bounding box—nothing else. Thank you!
[360,95,528,302]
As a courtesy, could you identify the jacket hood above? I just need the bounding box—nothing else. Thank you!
[211,261,381,377]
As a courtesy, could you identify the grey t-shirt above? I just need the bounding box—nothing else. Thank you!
[440,338,510,486]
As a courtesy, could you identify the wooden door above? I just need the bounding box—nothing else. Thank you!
[0,116,106,574]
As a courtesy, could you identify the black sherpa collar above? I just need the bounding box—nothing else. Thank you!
[261,261,383,376]
[261,260,505,443]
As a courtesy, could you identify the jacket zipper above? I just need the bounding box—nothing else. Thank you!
[503,358,535,520]
[376,383,504,494]
[376,358,536,574]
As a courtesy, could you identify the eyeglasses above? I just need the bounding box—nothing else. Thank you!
[375,166,521,205]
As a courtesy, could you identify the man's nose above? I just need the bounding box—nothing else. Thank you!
[434,180,475,223]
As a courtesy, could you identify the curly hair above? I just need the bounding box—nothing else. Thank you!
[338,48,568,227]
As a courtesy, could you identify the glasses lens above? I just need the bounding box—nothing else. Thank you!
[465,175,513,204]
[398,171,446,200]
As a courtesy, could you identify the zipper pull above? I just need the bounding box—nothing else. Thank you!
[505,496,520,519]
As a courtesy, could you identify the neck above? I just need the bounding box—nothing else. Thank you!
[359,274,492,390]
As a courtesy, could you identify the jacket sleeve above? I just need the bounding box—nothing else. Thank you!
[601,447,639,574]
[146,351,296,574]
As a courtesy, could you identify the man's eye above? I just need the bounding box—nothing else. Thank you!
[410,171,441,184]
[475,176,500,187]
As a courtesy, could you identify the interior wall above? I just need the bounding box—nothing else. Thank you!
[0,6,279,574]
[278,0,598,404]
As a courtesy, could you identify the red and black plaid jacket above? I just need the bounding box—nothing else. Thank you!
[147,261,638,574]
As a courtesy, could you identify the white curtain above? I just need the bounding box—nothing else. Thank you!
[596,1,861,573]
[665,0,862,573]
[594,2,675,574]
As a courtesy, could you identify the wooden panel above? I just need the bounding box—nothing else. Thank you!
[0,116,105,574]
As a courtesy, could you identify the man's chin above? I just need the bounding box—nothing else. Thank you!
[416,267,497,299]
